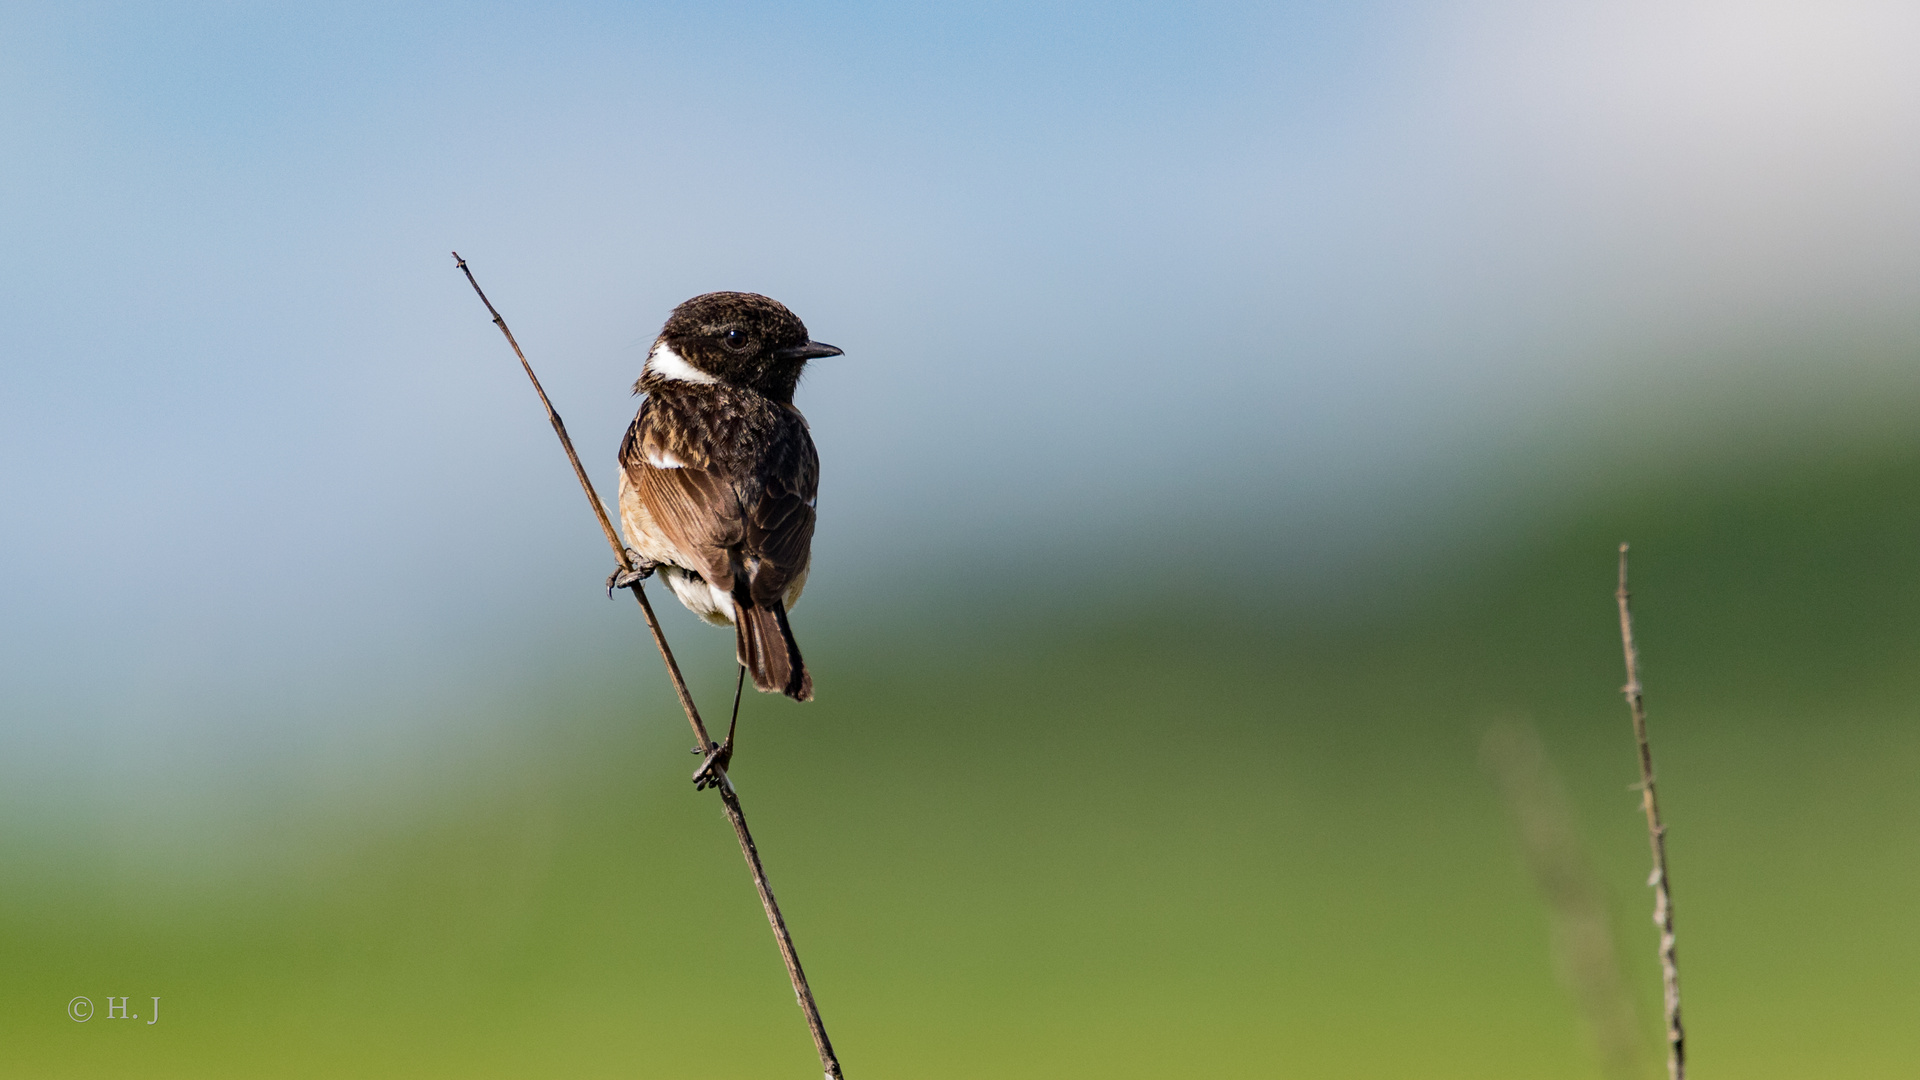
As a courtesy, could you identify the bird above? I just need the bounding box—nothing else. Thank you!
[610,292,840,782]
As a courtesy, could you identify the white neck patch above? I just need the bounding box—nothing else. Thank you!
[643,341,718,385]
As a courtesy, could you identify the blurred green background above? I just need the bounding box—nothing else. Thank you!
[6,2,1920,1076]
[7,388,1920,1078]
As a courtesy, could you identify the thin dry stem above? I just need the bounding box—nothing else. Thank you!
[454,253,844,1080]
[1616,543,1684,1080]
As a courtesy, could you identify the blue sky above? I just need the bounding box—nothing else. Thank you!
[3,1,1918,808]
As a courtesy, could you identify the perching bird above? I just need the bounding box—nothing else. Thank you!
[612,292,840,736]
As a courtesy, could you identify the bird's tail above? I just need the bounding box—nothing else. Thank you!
[733,600,812,702]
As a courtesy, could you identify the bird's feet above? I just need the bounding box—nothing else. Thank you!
[691,737,733,791]
[606,550,657,596]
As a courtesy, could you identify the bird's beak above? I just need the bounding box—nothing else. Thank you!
[774,340,844,362]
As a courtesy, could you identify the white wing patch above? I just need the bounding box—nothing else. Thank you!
[646,447,685,469]
[643,341,717,385]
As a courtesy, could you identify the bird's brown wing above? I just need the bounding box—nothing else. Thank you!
[620,402,745,591]
[740,413,819,607]
[633,464,744,591]
[733,413,818,699]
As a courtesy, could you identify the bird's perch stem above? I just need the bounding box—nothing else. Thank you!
[1615,543,1684,1080]
[454,253,843,1080]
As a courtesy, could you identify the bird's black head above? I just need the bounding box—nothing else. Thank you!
[639,291,841,403]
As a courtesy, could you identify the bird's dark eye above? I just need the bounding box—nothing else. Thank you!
[722,328,750,351]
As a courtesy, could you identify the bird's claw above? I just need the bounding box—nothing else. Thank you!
[606,552,657,596]
[692,738,733,791]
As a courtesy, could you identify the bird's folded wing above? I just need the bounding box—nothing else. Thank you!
[741,425,819,607]
[629,458,745,590]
